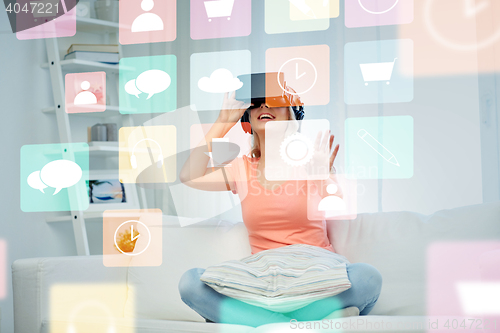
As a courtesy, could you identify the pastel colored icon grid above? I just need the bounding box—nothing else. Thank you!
[290,0,339,20]
[190,0,251,40]
[119,55,177,114]
[103,209,162,267]
[65,72,106,114]
[20,143,89,212]
[307,175,357,221]
[265,119,330,181]
[266,45,330,106]
[345,0,413,28]
[345,116,413,179]
[427,242,500,326]
[119,0,176,45]
[119,125,177,184]
[16,0,76,40]
[265,0,330,34]
[191,50,251,111]
[344,39,413,105]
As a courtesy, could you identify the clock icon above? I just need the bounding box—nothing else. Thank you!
[424,0,500,51]
[358,0,400,15]
[277,57,318,96]
[114,220,151,256]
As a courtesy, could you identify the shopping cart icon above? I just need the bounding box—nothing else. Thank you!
[204,0,235,22]
[359,58,397,86]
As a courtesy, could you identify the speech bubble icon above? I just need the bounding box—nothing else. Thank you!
[27,171,48,193]
[135,69,171,100]
[40,160,83,195]
[125,79,142,98]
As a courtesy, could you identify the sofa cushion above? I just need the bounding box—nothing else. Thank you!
[327,202,500,316]
[125,220,252,321]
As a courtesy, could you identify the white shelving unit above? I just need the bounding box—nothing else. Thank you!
[74,17,120,33]
[43,17,146,255]
[46,212,109,223]
[42,105,136,117]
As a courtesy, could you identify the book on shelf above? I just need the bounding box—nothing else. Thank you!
[67,44,119,53]
[64,51,119,64]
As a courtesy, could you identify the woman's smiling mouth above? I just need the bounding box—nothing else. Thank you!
[258,113,275,121]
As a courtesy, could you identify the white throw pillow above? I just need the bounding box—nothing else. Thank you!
[124,219,252,321]
[201,244,351,313]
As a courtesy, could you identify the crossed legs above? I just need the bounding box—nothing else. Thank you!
[178,263,382,327]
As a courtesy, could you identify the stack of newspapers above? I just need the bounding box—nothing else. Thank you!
[64,44,119,64]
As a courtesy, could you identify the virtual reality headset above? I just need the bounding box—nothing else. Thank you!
[237,73,305,134]
[235,72,304,108]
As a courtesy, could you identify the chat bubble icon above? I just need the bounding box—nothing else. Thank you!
[27,171,48,193]
[40,160,82,195]
[135,69,171,100]
[125,79,142,98]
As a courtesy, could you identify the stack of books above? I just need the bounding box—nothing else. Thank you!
[64,44,119,64]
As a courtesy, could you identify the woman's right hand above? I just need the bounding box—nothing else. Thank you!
[217,91,252,126]
[180,91,247,192]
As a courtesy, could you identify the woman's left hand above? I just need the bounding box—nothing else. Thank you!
[327,132,340,172]
[310,130,339,175]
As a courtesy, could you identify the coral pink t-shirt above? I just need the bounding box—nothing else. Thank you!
[228,156,334,254]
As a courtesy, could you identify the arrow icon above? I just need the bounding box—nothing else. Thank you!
[131,225,140,242]
[464,0,489,18]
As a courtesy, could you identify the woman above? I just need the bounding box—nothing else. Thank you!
[178,87,382,327]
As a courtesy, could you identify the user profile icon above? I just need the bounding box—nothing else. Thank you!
[119,0,176,44]
[307,175,358,221]
[65,72,106,114]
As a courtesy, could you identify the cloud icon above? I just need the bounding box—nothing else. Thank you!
[198,68,243,93]
[27,159,82,195]
[125,69,171,100]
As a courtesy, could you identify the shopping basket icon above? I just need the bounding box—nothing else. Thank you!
[359,58,397,86]
[204,0,235,22]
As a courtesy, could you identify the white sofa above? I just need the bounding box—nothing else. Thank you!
[13,202,500,333]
